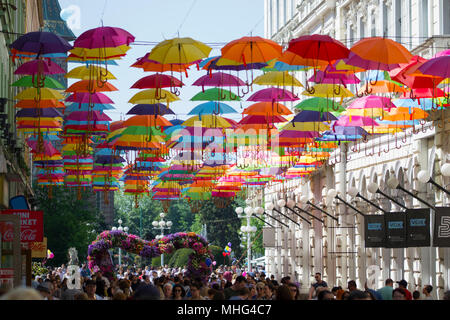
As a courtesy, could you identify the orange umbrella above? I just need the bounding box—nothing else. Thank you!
[358,80,407,94]
[221,36,282,64]
[65,80,118,93]
[383,107,429,121]
[123,115,172,127]
[350,37,413,65]
[278,50,328,68]
[14,99,65,109]
[242,102,293,116]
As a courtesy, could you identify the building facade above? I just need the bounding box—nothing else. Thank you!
[0,0,43,209]
[262,0,450,299]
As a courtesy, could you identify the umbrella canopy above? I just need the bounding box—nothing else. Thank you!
[389,56,443,89]
[287,34,350,64]
[247,88,299,102]
[333,115,379,127]
[221,36,282,64]
[343,52,400,71]
[14,59,66,75]
[66,92,114,104]
[302,84,354,98]
[126,104,175,116]
[252,71,303,87]
[418,56,450,79]
[190,88,240,101]
[16,108,62,118]
[65,65,116,80]
[350,37,413,66]
[291,110,338,122]
[242,102,292,116]
[123,115,172,127]
[349,95,396,111]
[193,72,246,88]
[182,115,232,128]
[294,97,345,113]
[358,80,407,94]
[130,74,184,89]
[238,115,288,125]
[188,102,237,115]
[15,87,65,100]
[11,76,64,89]
[65,80,118,92]
[128,89,180,104]
[10,31,72,55]
[147,37,212,64]
[202,56,267,70]
[73,26,135,48]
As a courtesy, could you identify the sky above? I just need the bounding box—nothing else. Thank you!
[57,0,266,122]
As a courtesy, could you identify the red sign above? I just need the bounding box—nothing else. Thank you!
[0,210,44,243]
[0,269,14,288]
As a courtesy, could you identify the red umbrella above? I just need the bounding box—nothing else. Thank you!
[130,74,184,89]
[247,88,299,102]
[238,115,287,125]
[286,34,350,65]
[14,59,65,75]
[390,56,443,89]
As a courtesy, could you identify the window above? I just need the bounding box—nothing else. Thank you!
[284,0,287,24]
[444,0,450,34]
[383,2,388,36]
[360,18,365,40]
[420,0,429,39]
[395,0,402,42]
[269,0,273,36]
[371,11,376,36]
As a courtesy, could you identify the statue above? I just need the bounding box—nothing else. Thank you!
[66,247,81,290]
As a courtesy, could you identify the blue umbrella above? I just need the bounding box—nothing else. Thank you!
[188,102,237,115]
[126,103,174,116]
[291,110,338,122]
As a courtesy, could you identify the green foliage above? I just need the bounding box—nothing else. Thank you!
[197,199,242,258]
[151,251,174,267]
[34,185,103,266]
[32,262,48,277]
[168,248,194,267]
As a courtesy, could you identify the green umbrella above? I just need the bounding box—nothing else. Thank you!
[190,88,241,101]
[11,76,65,89]
[294,97,346,113]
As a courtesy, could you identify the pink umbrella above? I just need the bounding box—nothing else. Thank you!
[333,115,379,127]
[348,96,396,111]
[434,49,450,58]
[344,52,400,71]
[193,72,246,90]
[130,74,184,89]
[66,110,112,122]
[73,26,135,48]
[65,92,114,104]
[14,59,65,75]
[418,56,450,79]
[247,88,299,102]
[238,115,288,125]
[26,139,60,156]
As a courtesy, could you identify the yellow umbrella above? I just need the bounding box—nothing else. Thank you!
[363,126,403,134]
[65,66,116,80]
[147,37,212,64]
[358,80,407,94]
[182,115,232,128]
[128,89,180,104]
[334,59,365,73]
[280,122,330,131]
[302,84,354,98]
[14,88,65,100]
[115,134,165,143]
[253,71,303,87]
[69,45,131,59]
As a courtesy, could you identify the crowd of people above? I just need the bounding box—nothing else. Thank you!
[1,264,450,301]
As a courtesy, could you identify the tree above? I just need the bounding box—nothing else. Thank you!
[197,200,242,258]
[34,185,104,266]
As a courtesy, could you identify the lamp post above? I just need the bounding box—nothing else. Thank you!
[417,170,450,196]
[386,176,436,210]
[327,189,366,217]
[347,186,387,213]
[112,219,128,266]
[235,206,258,272]
[367,182,407,210]
[152,212,172,267]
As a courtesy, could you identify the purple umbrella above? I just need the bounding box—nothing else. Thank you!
[418,56,450,79]
[204,56,267,71]
[16,108,63,118]
[292,110,338,122]
[193,72,246,89]
[247,88,299,102]
[331,126,368,135]
[126,104,174,115]
[14,59,66,75]
[334,115,379,127]
[65,92,114,104]
[10,31,73,55]
[278,130,321,138]
[65,110,112,122]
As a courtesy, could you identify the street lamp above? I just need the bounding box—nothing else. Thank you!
[235,205,259,272]
[417,170,450,196]
[367,181,407,210]
[386,176,436,210]
[266,202,301,227]
[112,219,128,266]
[327,188,366,217]
[152,213,172,267]
[347,186,387,213]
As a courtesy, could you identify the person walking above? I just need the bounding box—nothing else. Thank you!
[308,272,328,299]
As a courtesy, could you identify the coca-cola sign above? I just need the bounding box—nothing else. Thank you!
[0,210,43,243]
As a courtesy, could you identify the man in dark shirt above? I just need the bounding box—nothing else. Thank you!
[224,275,247,300]
[308,272,328,299]
[396,280,412,300]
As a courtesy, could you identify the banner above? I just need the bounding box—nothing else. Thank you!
[433,207,450,247]
[364,215,386,248]
[406,209,430,247]
[385,212,407,248]
[0,210,44,243]
[30,237,47,258]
